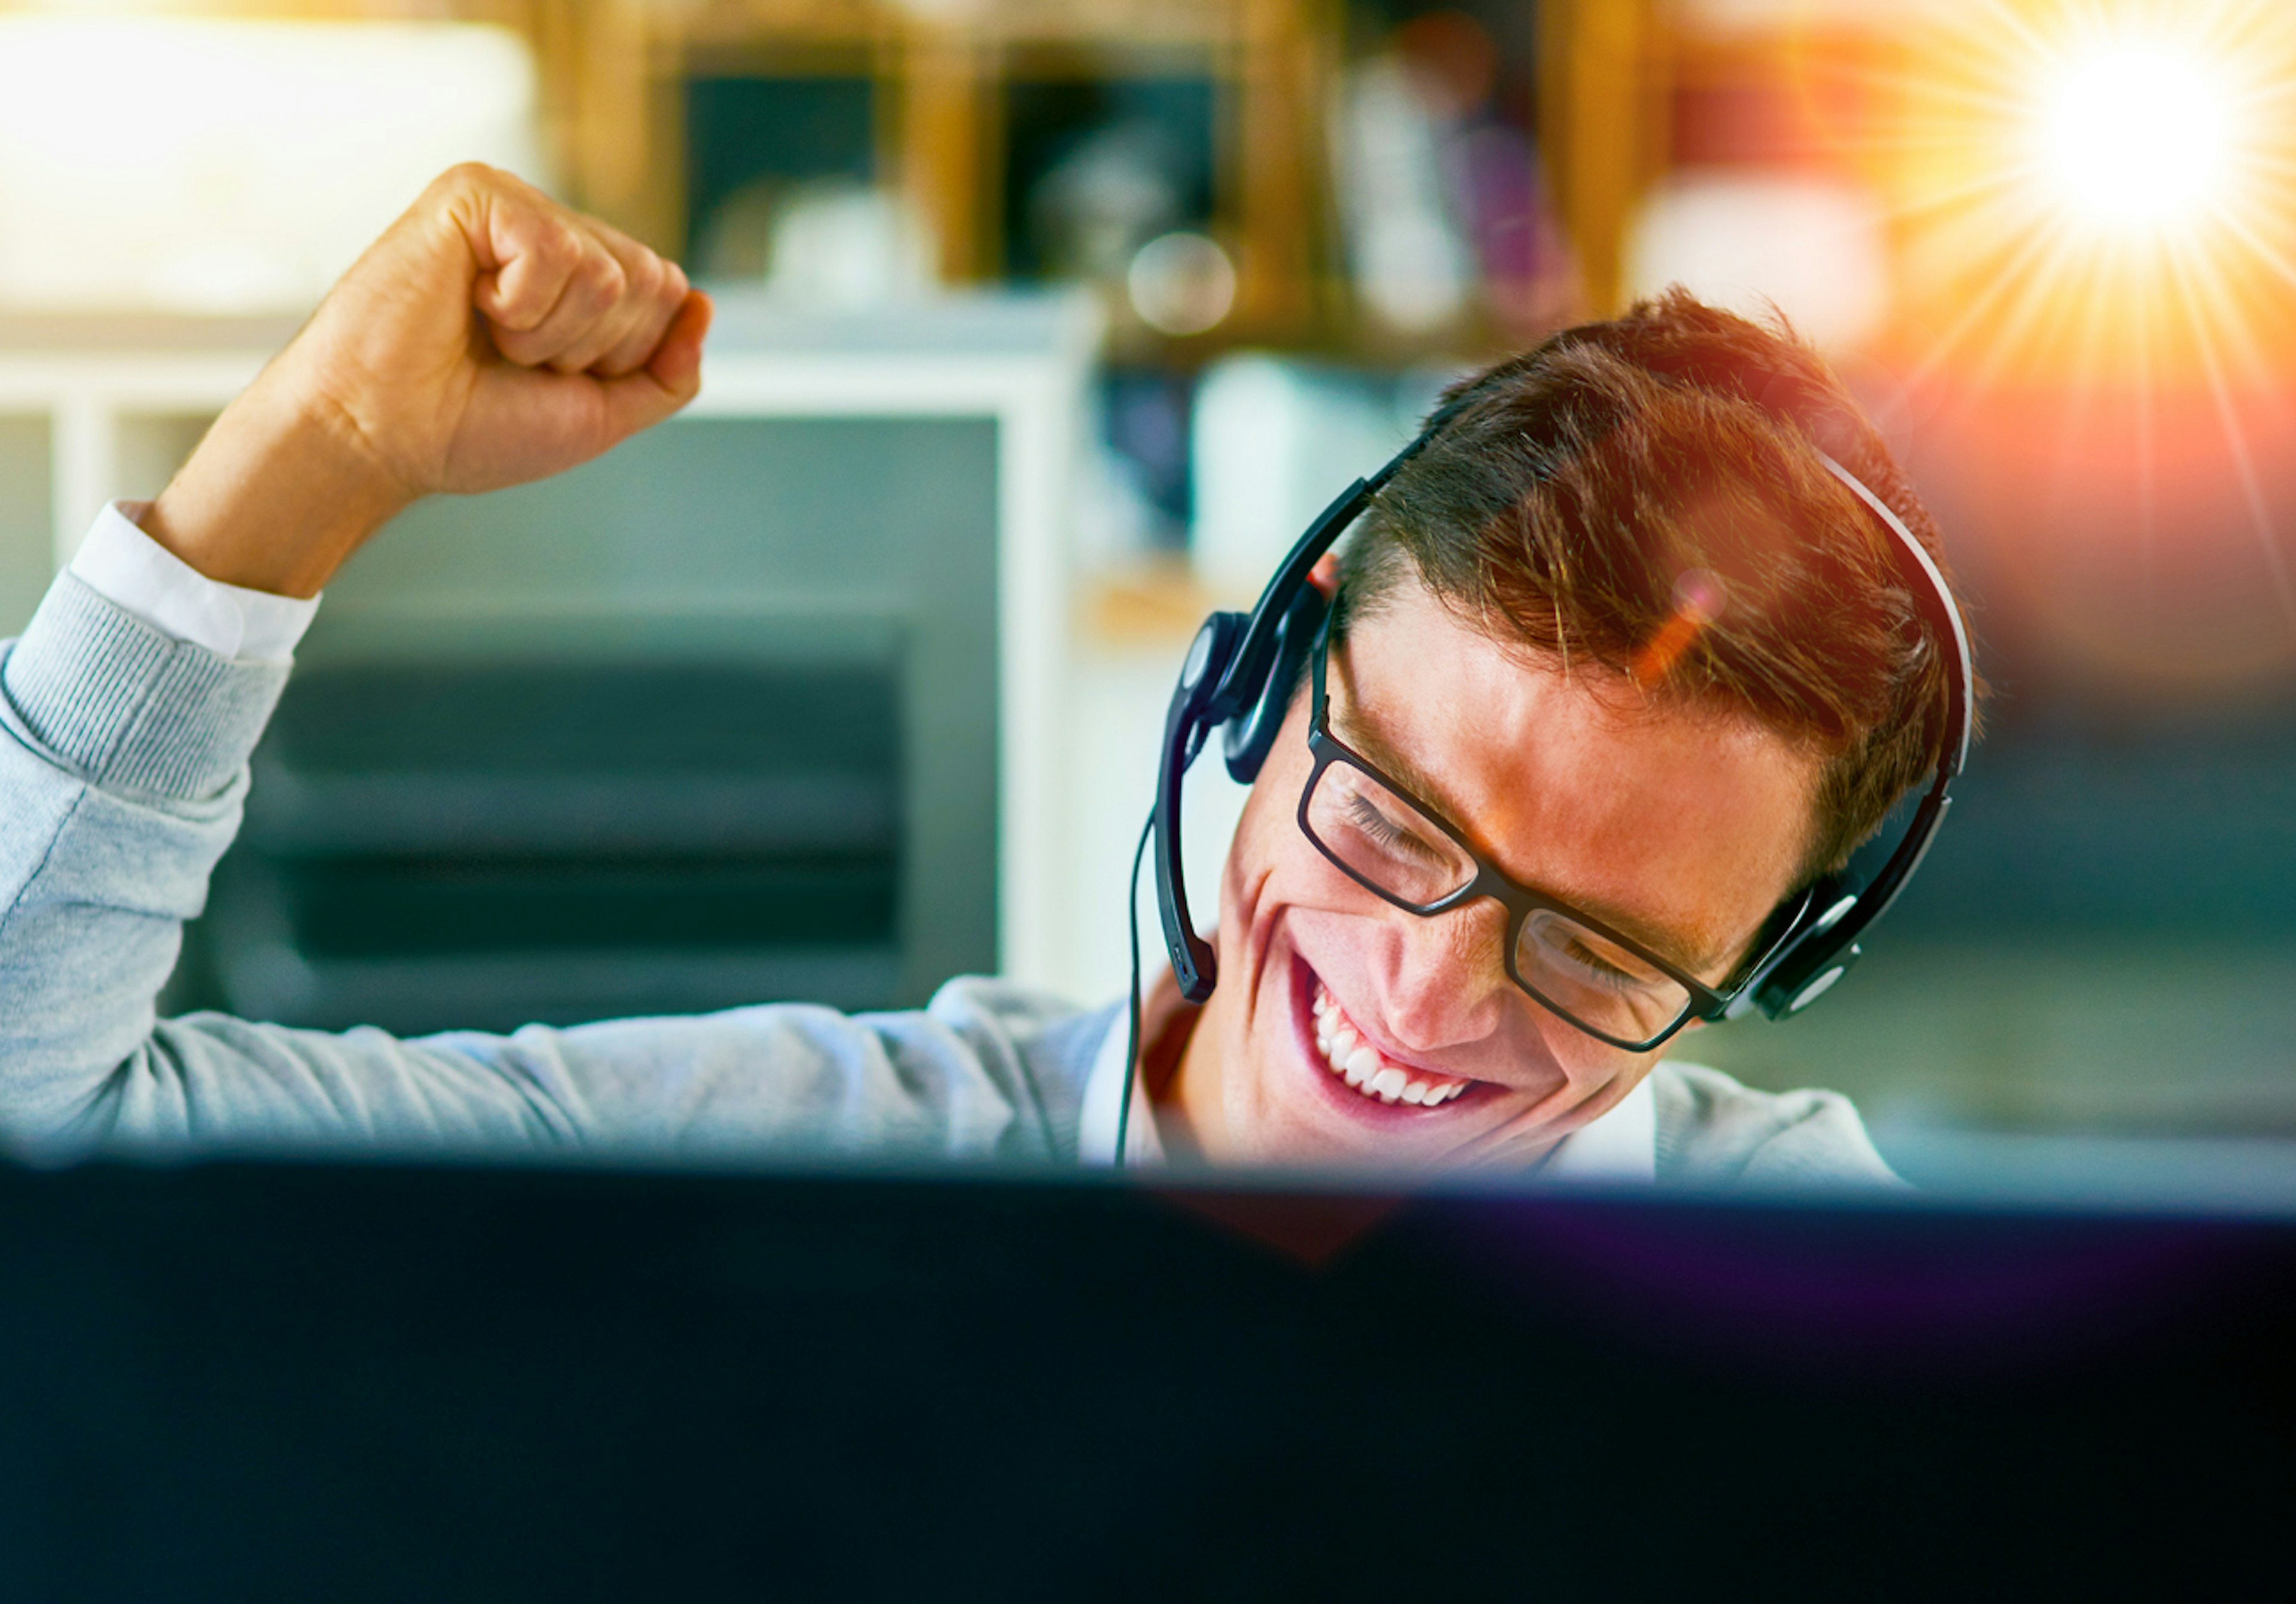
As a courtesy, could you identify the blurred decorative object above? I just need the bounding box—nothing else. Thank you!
[1125,230,1235,336]
[1096,366,1196,551]
[0,18,545,313]
[1452,121,1577,339]
[1330,53,1477,335]
[685,74,878,280]
[764,182,938,309]
[1189,355,1416,601]
[1015,94,1208,285]
[1625,172,1888,349]
[1391,8,1501,122]
[1025,120,1183,280]
[1331,11,1574,342]
[694,181,785,282]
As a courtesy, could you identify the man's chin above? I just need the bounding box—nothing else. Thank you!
[1218,948,1495,1171]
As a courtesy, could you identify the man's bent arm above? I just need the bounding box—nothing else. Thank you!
[0,166,1073,1159]
[0,562,1068,1155]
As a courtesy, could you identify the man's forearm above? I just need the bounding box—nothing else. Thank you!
[144,361,412,600]
[0,163,715,1147]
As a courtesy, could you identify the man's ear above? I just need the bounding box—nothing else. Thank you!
[1308,552,1340,597]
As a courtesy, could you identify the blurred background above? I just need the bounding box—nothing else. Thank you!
[5,0,2296,1172]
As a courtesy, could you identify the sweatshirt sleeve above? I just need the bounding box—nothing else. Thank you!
[1,570,307,1142]
[0,573,1067,1162]
[1649,1061,1907,1189]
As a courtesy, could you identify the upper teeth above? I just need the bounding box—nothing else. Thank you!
[1310,983,1468,1108]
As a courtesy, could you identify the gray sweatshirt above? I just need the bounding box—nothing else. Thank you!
[0,572,1898,1185]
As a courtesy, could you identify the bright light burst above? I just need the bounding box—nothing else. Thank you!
[1864,0,2296,386]
[1810,0,2296,665]
[2031,40,2238,233]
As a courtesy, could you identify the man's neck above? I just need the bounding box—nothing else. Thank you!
[1141,968,1208,1162]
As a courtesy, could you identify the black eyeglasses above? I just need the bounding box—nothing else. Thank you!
[1297,611,1800,1052]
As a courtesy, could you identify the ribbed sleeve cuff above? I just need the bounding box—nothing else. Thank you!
[3,572,289,802]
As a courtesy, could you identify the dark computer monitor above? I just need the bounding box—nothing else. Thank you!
[0,1151,2286,1598]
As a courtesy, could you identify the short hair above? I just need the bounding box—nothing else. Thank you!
[1330,287,1976,885]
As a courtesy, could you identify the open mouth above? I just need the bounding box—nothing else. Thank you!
[1295,958,1475,1110]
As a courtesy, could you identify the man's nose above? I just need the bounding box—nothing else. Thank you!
[1373,894,1513,1053]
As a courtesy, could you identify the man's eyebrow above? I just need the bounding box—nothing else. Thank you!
[1328,699,1473,839]
[1329,701,1732,979]
[1565,893,1733,981]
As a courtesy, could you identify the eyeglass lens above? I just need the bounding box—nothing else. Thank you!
[1302,755,1694,1046]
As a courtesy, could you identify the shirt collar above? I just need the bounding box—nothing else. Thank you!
[1541,1073,1658,1181]
[1079,1005,1656,1180]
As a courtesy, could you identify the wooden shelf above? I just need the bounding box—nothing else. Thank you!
[104,2,1620,365]
[543,0,1331,347]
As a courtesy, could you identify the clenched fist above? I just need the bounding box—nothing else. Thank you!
[146,164,714,598]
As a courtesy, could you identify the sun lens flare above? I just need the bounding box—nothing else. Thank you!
[1817,0,2296,673]
[1867,0,2296,384]
[2032,40,2239,233]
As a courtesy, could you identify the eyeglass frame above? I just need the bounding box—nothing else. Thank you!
[1296,604,1810,1053]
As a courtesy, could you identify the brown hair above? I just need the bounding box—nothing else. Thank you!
[1331,288,1976,884]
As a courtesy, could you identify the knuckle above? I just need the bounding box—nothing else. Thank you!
[485,283,544,334]
[436,160,502,201]
[585,252,627,302]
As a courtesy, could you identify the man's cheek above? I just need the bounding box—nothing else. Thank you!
[1217,795,1284,925]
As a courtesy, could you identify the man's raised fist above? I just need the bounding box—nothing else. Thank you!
[146,165,714,598]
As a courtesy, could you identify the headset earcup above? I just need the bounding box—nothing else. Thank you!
[1755,942,1862,1019]
[1222,585,1330,783]
[1747,878,1864,1020]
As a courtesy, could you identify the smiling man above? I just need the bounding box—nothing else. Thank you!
[0,167,1961,1184]
[1143,317,1965,1183]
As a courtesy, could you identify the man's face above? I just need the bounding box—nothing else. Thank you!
[1173,581,1824,1169]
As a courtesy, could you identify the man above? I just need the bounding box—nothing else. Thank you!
[0,166,1958,1183]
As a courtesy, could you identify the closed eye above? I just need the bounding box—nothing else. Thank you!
[1557,939,1642,992]
[1346,792,1451,864]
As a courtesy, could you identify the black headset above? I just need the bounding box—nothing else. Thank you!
[1147,395,1975,1032]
